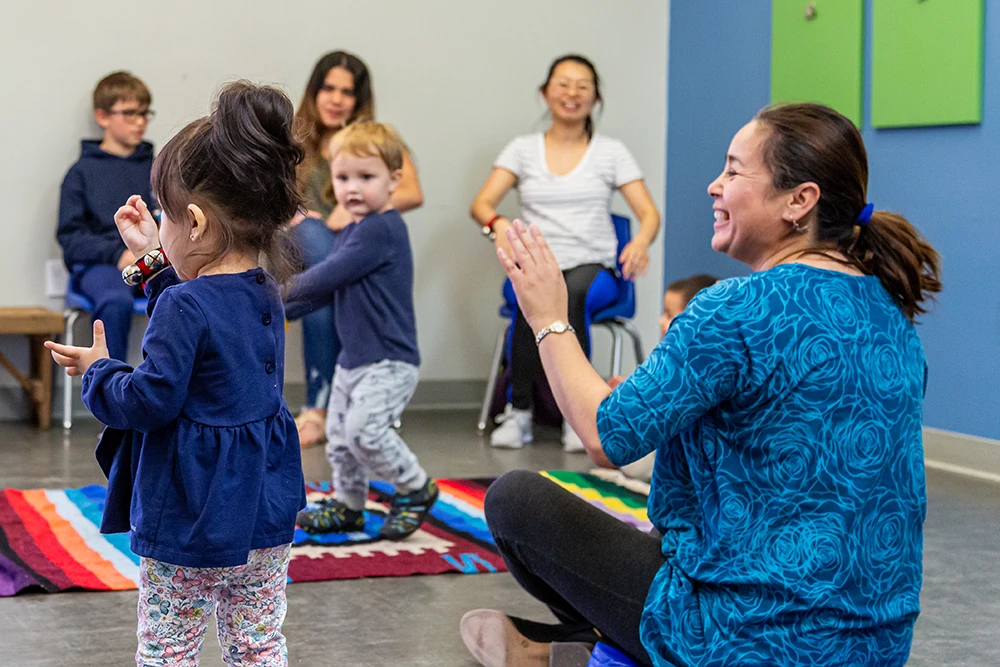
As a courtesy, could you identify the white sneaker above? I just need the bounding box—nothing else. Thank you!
[561,422,586,453]
[490,405,533,449]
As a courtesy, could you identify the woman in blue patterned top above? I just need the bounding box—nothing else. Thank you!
[460,103,942,667]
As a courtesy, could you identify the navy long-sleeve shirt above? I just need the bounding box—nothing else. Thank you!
[57,140,155,268]
[84,267,305,568]
[285,209,420,369]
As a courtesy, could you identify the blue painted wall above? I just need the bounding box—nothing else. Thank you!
[665,0,1000,440]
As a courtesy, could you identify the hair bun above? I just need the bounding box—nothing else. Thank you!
[215,82,292,147]
[208,81,303,224]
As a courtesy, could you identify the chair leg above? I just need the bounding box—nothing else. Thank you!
[62,309,80,430]
[478,325,508,434]
[610,325,624,377]
[621,319,645,365]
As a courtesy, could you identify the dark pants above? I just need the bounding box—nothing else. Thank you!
[510,264,615,410]
[292,218,342,409]
[485,470,664,664]
[73,264,141,362]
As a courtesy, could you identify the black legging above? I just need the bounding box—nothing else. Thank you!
[485,470,663,664]
[510,263,612,410]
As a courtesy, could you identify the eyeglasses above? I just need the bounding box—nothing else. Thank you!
[107,109,156,121]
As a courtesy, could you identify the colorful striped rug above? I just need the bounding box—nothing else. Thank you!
[0,471,650,596]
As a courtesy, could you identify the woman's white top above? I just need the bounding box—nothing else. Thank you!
[494,132,643,270]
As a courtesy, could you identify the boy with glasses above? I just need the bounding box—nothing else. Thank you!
[57,71,157,361]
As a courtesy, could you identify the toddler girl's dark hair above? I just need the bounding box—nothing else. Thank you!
[152,80,303,282]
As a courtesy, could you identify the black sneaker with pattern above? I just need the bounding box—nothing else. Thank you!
[379,478,439,541]
[296,498,365,534]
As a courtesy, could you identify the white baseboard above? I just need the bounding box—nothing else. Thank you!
[0,380,491,425]
[923,426,1000,484]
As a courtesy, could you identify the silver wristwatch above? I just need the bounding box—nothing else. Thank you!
[534,320,575,346]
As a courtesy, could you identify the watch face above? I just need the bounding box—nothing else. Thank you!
[552,322,567,333]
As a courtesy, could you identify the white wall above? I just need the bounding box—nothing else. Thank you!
[0,0,667,409]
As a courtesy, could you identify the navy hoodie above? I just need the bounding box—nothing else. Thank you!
[57,140,155,268]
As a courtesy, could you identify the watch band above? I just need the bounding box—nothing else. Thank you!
[122,247,169,286]
[534,320,576,346]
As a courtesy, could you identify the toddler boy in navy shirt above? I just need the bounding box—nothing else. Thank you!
[285,122,437,540]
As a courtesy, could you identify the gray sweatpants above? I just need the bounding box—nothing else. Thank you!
[325,360,428,510]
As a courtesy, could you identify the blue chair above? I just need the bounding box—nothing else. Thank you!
[476,213,645,434]
[587,642,642,666]
[62,278,148,429]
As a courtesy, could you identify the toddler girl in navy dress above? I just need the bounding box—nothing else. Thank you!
[46,81,307,667]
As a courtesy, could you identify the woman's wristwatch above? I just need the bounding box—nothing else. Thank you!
[122,247,169,286]
[535,320,576,346]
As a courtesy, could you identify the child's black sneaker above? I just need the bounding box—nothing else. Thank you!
[379,479,439,541]
[296,498,365,534]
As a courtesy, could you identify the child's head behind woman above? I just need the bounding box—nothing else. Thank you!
[152,81,303,282]
[660,273,719,337]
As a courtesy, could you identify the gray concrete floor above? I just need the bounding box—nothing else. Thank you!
[0,410,997,666]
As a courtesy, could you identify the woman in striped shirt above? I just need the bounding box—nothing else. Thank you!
[471,54,660,452]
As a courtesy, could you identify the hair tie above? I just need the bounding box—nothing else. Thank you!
[856,202,874,226]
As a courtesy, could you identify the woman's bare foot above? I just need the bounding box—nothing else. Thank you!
[295,408,326,449]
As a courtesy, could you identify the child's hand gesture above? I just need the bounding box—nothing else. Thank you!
[115,195,161,258]
[45,321,110,377]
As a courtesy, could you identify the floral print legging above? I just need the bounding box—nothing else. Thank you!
[136,544,291,666]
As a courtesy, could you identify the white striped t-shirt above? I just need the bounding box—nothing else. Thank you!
[495,132,643,270]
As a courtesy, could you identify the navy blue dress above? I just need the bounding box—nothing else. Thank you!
[598,264,927,667]
[83,267,306,568]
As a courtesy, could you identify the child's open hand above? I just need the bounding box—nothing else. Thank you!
[114,195,161,258]
[45,320,110,377]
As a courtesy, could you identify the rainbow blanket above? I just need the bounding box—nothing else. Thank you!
[0,471,650,596]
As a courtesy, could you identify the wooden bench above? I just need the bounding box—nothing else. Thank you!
[0,308,64,429]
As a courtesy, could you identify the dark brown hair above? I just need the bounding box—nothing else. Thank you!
[93,71,151,111]
[151,81,303,283]
[294,51,375,203]
[540,54,603,139]
[668,274,719,306]
[755,103,941,321]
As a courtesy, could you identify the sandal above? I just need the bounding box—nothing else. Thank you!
[295,409,327,449]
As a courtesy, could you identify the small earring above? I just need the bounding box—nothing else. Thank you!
[790,217,806,233]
